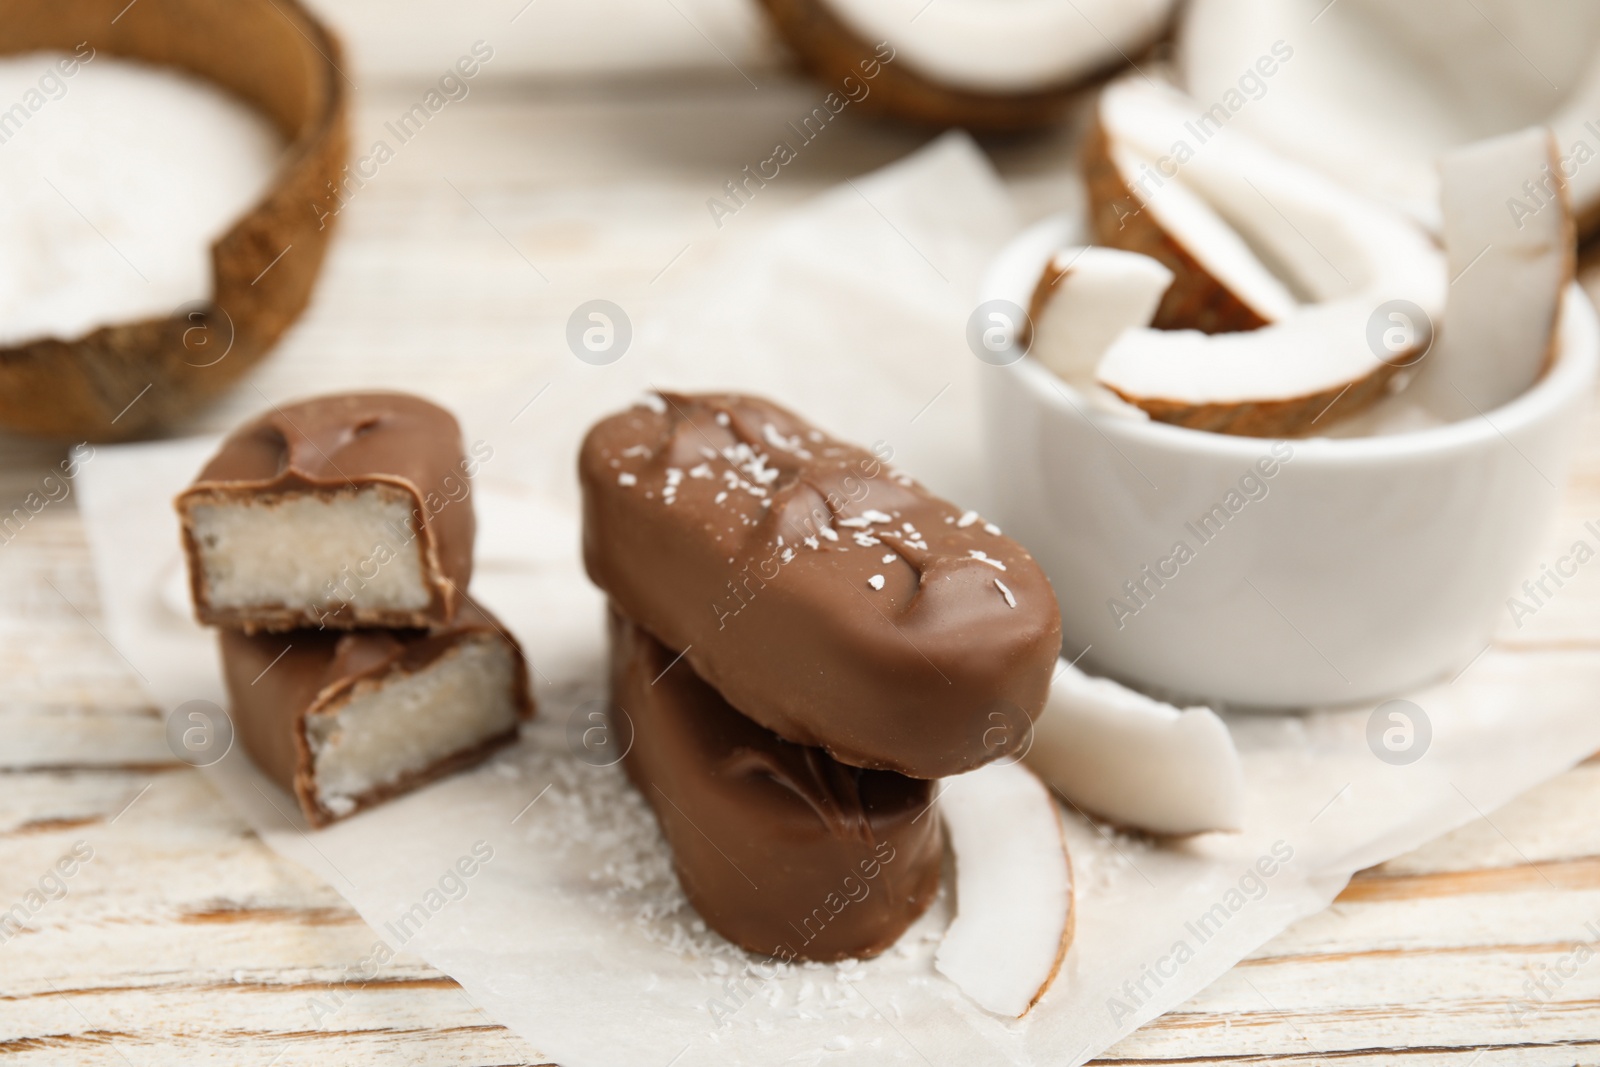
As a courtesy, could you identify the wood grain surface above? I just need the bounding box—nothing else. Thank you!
[4,74,1600,1066]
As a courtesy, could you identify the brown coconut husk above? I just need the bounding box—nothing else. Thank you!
[757,0,1130,132]
[0,0,348,441]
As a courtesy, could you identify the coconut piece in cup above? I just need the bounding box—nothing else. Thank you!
[1064,75,1447,436]
[1410,127,1576,417]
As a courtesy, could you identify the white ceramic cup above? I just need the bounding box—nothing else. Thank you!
[979,215,1599,708]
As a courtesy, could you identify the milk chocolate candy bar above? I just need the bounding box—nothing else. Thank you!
[580,393,1062,779]
[178,392,483,632]
[610,610,940,962]
[220,595,533,827]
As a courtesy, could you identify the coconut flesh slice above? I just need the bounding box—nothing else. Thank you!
[1026,246,1173,385]
[1178,0,1600,233]
[1411,127,1576,417]
[1079,76,1447,436]
[936,760,1073,1018]
[1025,659,1245,836]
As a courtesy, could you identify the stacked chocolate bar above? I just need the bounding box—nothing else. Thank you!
[580,393,1062,961]
[177,392,534,827]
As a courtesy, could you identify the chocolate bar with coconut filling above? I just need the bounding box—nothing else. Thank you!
[610,609,940,962]
[580,392,1061,779]
[177,392,486,632]
[220,594,533,827]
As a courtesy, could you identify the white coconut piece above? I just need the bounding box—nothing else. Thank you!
[1178,0,1600,231]
[935,760,1073,1018]
[820,0,1174,94]
[1027,246,1173,385]
[1413,127,1575,416]
[1108,140,1299,323]
[1089,76,1448,435]
[1025,659,1245,836]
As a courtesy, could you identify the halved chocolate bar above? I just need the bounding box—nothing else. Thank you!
[178,392,484,632]
[610,609,941,962]
[221,595,533,827]
[581,392,1062,779]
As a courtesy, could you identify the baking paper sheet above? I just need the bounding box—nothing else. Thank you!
[76,135,1600,1067]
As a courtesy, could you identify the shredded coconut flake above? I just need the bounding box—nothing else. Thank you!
[994,579,1016,608]
[867,575,885,591]
[957,510,979,528]
[617,472,637,487]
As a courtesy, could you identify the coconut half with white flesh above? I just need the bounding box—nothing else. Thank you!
[0,0,348,441]
[1025,659,1245,836]
[1179,0,1600,234]
[757,0,1177,131]
[936,760,1073,1018]
[1410,127,1576,418]
[1026,246,1173,385]
[1074,76,1446,436]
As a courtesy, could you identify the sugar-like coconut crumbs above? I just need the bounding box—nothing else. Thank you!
[867,574,885,590]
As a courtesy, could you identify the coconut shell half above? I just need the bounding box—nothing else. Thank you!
[758,0,1120,132]
[0,0,348,441]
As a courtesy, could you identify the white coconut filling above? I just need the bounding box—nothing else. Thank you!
[0,53,283,346]
[190,487,431,615]
[307,638,518,812]
[1024,659,1244,836]
[821,0,1173,93]
[936,761,1072,1017]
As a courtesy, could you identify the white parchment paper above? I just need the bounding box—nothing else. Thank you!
[76,135,1600,1067]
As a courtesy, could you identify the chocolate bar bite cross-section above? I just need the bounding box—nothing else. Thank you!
[177,392,482,633]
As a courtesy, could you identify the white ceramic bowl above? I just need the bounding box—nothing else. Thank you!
[980,215,1599,708]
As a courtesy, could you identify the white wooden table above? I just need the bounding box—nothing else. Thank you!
[5,73,1600,1066]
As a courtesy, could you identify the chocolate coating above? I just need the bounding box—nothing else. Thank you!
[610,610,940,962]
[580,393,1062,778]
[177,391,480,631]
[220,595,533,827]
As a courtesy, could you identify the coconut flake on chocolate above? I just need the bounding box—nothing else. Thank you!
[935,760,1073,1017]
[579,392,1061,779]
[1410,127,1576,417]
[1025,659,1245,836]
[1084,76,1447,436]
